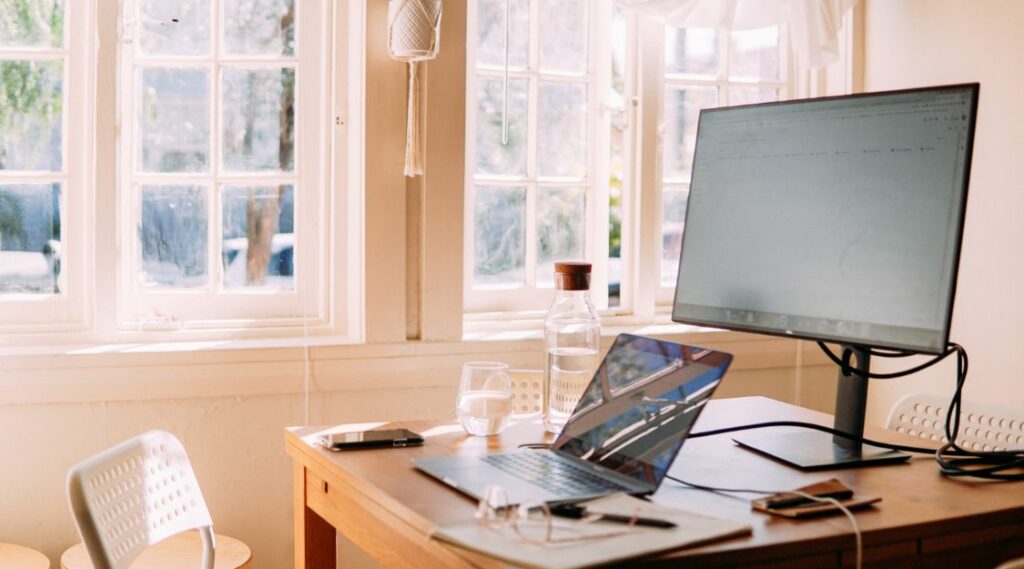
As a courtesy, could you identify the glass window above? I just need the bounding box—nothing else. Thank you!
[660,25,785,287]
[467,0,605,313]
[121,0,329,326]
[0,1,66,295]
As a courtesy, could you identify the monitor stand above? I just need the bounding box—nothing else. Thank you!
[733,344,910,470]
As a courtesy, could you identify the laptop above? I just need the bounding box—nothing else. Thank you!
[414,334,733,505]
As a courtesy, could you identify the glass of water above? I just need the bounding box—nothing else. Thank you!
[457,361,515,436]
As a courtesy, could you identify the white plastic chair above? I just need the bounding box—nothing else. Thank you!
[885,393,1024,452]
[66,430,215,569]
[509,369,544,415]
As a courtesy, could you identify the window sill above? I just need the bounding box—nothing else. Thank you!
[463,310,708,342]
[0,319,831,407]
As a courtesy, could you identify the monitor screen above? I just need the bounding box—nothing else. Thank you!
[552,334,731,488]
[672,84,978,354]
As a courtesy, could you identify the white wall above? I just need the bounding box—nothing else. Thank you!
[862,0,1024,424]
[0,388,454,568]
[0,331,829,568]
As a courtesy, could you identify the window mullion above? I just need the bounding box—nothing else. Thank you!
[525,181,538,287]
[209,0,223,294]
[631,16,664,318]
[588,0,611,310]
[524,0,540,288]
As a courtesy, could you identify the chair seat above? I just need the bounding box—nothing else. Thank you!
[61,533,250,569]
[0,543,49,569]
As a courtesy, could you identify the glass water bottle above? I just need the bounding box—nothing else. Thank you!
[543,262,601,434]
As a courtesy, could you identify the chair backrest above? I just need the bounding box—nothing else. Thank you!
[509,369,544,415]
[66,430,215,569]
[885,393,1024,452]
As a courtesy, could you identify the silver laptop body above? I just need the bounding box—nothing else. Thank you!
[414,334,733,505]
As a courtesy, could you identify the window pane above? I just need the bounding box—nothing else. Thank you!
[0,183,60,293]
[475,0,528,70]
[474,186,525,286]
[536,187,586,288]
[729,86,780,106]
[222,67,295,172]
[0,0,64,48]
[222,185,293,289]
[661,188,688,286]
[539,0,587,74]
[139,68,210,173]
[538,81,587,179]
[665,27,718,77]
[662,86,716,181]
[139,186,208,288]
[729,27,779,80]
[0,60,63,171]
[475,76,528,177]
[138,0,211,56]
[223,0,295,56]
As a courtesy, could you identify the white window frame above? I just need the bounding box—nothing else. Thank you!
[653,22,794,305]
[464,0,613,314]
[1,0,361,347]
[116,0,334,331]
[463,5,795,323]
[0,0,95,334]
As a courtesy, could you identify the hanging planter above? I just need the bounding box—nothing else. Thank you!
[387,0,443,177]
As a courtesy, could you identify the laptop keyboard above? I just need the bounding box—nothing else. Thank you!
[483,452,630,497]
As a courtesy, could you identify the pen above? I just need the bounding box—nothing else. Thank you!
[549,504,677,528]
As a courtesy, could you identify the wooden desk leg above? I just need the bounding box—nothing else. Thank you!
[294,462,337,569]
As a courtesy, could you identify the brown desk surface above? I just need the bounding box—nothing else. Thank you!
[286,397,1024,569]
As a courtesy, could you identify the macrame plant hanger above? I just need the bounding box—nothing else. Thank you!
[388,0,443,177]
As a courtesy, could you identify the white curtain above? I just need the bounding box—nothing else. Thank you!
[615,0,858,68]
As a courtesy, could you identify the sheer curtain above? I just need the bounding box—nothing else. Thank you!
[615,0,858,68]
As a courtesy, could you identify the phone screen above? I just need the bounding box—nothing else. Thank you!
[323,429,423,449]
[336,430,404,443]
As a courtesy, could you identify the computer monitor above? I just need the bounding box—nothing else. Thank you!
[671,84,979,469]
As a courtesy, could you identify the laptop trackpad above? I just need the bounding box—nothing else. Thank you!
[418,456,556,504]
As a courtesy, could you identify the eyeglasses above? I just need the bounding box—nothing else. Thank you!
[475,485,638,545]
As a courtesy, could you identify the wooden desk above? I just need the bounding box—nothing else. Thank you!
[285,397,1024,569]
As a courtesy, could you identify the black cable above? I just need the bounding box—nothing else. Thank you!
[822,342,1024,480]
[707,342,1024,481]
[688,420,942,455]
[932,345,1024,480]
[666,475,775,495]
[523,345,1022,480]
[817,341,957,379]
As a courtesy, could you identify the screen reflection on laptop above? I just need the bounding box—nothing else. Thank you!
[553,335,732,487]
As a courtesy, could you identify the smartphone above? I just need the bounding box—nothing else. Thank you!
[320,428,424,450]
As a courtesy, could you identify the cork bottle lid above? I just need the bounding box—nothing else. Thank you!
[554,262,592,275]
[553,262,592,291]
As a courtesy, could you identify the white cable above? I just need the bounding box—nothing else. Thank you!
[302,303,311,426]
[674,480,862,569]
[791,491,862,569]
[300,172,311,426]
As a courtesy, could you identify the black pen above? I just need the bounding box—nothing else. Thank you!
[549,504,677,529]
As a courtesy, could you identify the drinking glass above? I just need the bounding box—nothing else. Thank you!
[457,361,515,436]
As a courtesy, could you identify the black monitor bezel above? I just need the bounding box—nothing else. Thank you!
[670,83,980,355]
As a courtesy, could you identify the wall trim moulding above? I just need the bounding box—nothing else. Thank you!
[0,330,832,406]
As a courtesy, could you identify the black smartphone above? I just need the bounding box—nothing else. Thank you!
[320,428,424,450]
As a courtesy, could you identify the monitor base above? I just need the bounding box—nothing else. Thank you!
[734,431,910,471]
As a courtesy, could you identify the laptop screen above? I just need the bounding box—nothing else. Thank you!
[552,334,732,489]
